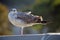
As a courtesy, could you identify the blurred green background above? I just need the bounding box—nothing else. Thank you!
[0,0,60,35]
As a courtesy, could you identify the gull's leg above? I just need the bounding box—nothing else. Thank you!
[21,27,24,35]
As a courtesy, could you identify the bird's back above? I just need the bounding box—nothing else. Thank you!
[17,12,36,23]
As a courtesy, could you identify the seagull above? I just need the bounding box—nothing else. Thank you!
[8,8,47,35]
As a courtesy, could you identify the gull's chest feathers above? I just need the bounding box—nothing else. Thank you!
[8,13,27,27]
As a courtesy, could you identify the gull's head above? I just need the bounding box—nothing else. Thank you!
[12,8,17,13]
[9,8,18,16]
[12,8,17,12]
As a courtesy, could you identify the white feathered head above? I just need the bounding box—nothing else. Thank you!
[12,8,17,11]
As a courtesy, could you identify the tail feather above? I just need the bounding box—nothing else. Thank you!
[35,16,47,23]
[36,19,47,23]
[41,21,47,23]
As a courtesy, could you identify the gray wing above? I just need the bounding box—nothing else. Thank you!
[16,12,36,23]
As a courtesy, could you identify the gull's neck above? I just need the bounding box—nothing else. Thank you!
[9,11,17,18]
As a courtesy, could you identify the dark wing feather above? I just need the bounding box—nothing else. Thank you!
[16,12,36,23]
